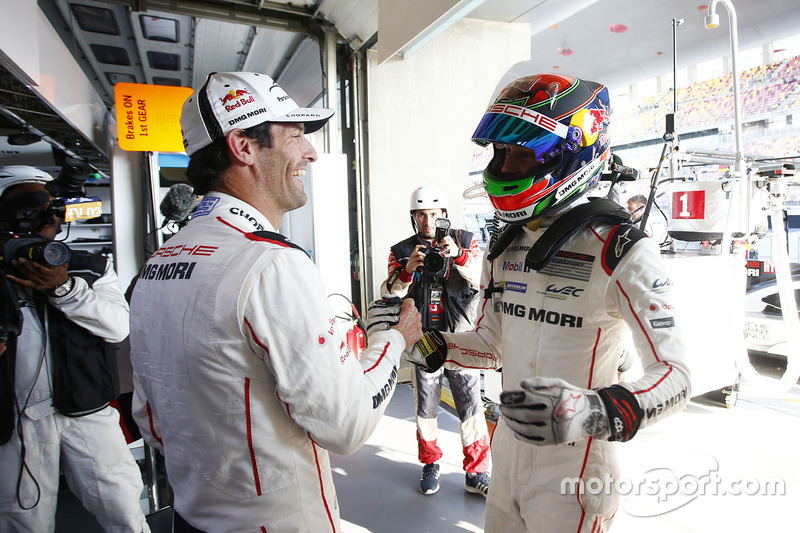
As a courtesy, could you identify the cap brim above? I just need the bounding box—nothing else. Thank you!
[273,107,335,133]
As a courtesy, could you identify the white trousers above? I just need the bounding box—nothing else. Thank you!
[0,405,149,533]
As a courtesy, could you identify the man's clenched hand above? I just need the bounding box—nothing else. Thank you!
[365,297,422,349]
[391,298,422,348]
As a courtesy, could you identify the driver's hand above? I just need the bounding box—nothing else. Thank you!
[6,258,69,291]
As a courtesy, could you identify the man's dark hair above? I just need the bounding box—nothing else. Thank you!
[186,122,274,195]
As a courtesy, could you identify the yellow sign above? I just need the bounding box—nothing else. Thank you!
[114,83,193,152]
[64,197,103,222]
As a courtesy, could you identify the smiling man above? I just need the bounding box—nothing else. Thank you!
[129,72,422,533]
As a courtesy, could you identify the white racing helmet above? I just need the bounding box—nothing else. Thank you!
[409,186,448,212]
[409,186,448,235]
[0,165,53,198]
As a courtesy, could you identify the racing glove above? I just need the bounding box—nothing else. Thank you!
[365,297,402,337]
[499,377,642,446]
[403,330,447,373]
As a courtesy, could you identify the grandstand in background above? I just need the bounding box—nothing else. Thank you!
[611,44,800,204]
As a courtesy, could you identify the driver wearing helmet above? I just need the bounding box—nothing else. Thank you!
[405,74,691,532]
[380,186,491,497]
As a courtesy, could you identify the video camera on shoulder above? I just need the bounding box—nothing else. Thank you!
[0,231,71,274]
[47,158,104,223]
[46,157,92,198]
[1,159,101,231]
[422,218,451,274]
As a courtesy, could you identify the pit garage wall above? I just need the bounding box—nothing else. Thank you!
[367,18,529,299]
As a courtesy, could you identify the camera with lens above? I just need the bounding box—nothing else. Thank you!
[0,231,71,274]
[46,157,93,198]
[422,218,451,274]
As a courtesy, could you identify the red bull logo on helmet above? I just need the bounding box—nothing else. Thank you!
[220,88,255,112]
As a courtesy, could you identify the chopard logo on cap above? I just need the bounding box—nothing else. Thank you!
[285,112,323,118]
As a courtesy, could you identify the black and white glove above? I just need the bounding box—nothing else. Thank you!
[365,297,403,337]
[403,330,447,373]
[499,377,643,446]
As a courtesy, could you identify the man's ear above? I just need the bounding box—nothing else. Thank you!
[226,129,256,166]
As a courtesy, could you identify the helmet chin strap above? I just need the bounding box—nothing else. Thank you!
[410,212,419,235]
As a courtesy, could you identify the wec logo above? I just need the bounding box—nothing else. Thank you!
[546,284,584,297]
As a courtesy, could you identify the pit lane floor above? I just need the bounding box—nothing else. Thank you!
[55,353,799,532]
[332,355,800,533]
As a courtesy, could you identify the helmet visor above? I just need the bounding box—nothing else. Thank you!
[471,109,567,160]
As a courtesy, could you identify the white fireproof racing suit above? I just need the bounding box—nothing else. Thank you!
[130,192,406,533]
[440,220,691,533]
[0,260,148,533]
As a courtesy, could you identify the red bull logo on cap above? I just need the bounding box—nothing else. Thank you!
[220,88,255,112]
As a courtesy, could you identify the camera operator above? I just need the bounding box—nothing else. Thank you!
[380,185,491,497]
[0,166,149,532]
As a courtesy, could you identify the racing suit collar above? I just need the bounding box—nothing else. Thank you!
[204,191,276,233]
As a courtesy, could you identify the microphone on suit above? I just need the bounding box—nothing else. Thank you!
[160,183,196,228]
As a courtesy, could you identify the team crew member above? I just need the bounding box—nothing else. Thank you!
[0,166,149,532]
[129,72,421,533]
[381,186,491,496]
[626,194,670,249]
[406,74,691,532]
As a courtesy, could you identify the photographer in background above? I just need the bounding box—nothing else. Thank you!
[381,185,491,497]
[0,166,149,532]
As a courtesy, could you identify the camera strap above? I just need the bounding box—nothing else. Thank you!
[0,274,21,445]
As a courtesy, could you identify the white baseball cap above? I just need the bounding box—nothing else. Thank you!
[180,71,334,156]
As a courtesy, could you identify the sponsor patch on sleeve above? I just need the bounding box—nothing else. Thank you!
[601,224,647,275]
[649,317,675,329]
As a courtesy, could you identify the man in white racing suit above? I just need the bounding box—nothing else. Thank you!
[0,166,148,532]
[130,72,421,533]
[407,73,691,533]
